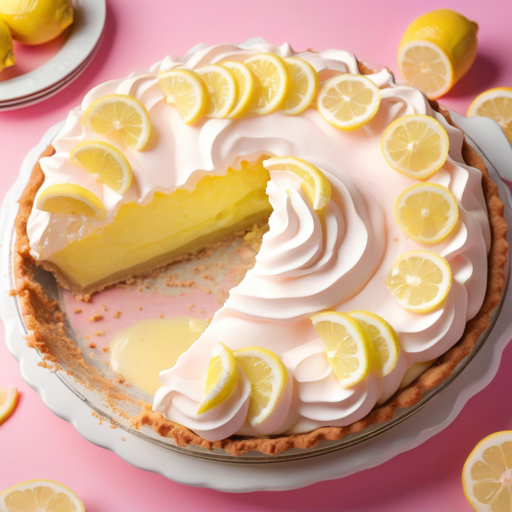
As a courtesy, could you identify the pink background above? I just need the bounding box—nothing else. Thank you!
[1,0,512,509]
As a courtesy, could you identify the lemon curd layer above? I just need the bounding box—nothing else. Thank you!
[47,159,272,291]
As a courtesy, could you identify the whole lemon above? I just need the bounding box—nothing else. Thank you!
[0,18,15,72]
[0,0,73,46]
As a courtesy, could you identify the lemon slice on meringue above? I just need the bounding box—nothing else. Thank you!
[36,184,104,217]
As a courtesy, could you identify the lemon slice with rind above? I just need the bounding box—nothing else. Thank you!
[281,57,319,115]
[196,64,237,118]
[348,311,400,378]
[70,141,132,195]
[462,431,512,512]
[317,74,381,130]
[263,156,331,210]
[395,183,459,244]
[467,87,512,145]
[311,311,373,387]
[0,479,85,512]
[0,385,17,425]
[197,342,238,415]
[36,184,104,217]
[245,53,290,115]
[158,69,207,124]
[381,114,449,179]
[234,347,287,426]
[0,19,15,73]
[83,94,151,151]
[221,61,259,119]
[386,250,452,313]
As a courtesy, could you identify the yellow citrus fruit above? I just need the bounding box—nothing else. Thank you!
[36,183,104,217]
[0,0,73,45]
[196,64,237,118]
[281,57,319,115]
[221,61,259,119]
[381,114,449,180]
[0,18,14,72]
[467,87,512,145]
[317,74,381,130]
[234,346,287,426]
[398,9,478,99]
[395,183,459,243]
[0,385,17,425]
[263,156,331,210]
[310,311,374,387]
[70,141,132,195]
[386,250,452,313]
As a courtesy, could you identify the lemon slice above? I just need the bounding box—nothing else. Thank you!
[70,141,132,195]
[347,311,400,378]
[381,114,449,179]
[463,431,512,512]
[0,479,85,512]
[158,68,207,124]
[83,94,151,151]
[196,64,237,118]
[36,184,104,217]
[311,311,373,387]
[0,19,15,73]
[221,61,259,119]
[234,346,287,426]
[281,57,319,115]
[317,74,381,130]
[386,250,452,313]
[467,87,512,145]
[244,53,289,115]
[398,9,478,100]
[395,183,459,244]
[0,385,17,425]
[197,342,238,415]
[263,156,331,210]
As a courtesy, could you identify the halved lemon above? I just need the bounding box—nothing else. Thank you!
[386,250,452,313]
[244,53,289,115]
[467,87,512,145]
[196,64,237,118]
[70,141,132,195]
[348,311,400,378]
[0,479,85,512]
[234,346,287,426]
[0,385,17,425]
[263,156,331,210]
[221,61,259,119]
[281,57,319,115]
[311,311,373,387]
[381,114,449,179]
[36,184,104,217]
[317,74,381,130]
[395,183,459,243]
[197,342,238,415]
[462,431,512,512]
[158,69,207,124]
[83,94,151,151]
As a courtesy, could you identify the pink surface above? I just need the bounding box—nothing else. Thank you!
[1,0,512,509]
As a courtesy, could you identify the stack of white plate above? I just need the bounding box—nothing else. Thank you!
[0,0,105,111]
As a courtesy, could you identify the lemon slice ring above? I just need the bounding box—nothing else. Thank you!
[36,183,105,217]
[281,57,319,115]
[196,64,237,119]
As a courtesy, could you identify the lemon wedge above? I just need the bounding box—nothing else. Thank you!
[244,53,289,115]
[0,479,84,512]
[395,183,459,243]
[36,184,104,217]
[0,385,17,425]
[234,346,287,426]
[462,431,512,512]
[311,311,373,387]
[0,18,14,73]
[317,74,381,130]
[263,156,331,210]
[468,87,512,145]
[386,250,452,313]
[221,61,259,119]
[83,94,151,151]
[196,64,237,118]
[197,342,238,415]
[281,57,319,115]
[70,141,132,195]
[381,114,449,179]
[398,9,478,100]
